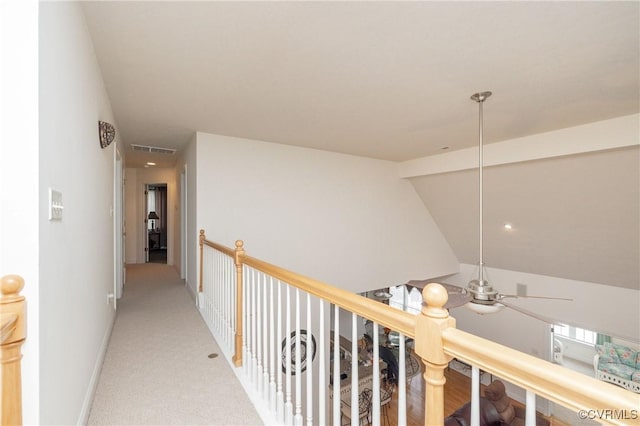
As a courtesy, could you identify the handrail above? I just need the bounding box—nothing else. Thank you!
[239,253,417,338]
[1,274,26,426]
[198,231,640,426]
[201,235,236,257]
[443,327,639,426]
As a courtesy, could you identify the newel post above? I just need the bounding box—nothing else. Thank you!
[414,283,455,426]
[232,240,245,367]
[199,229,205,293]
[1,275,26,426]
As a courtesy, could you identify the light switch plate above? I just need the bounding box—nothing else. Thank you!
[49,188,63,221]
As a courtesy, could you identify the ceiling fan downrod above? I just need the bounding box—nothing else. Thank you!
[470,91,493,300]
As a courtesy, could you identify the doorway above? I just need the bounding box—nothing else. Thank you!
[146,183,168,264]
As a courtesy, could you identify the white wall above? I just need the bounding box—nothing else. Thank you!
[0,1,40,423]
[123,167,177,265]
[39,3,119,423]
[124,168,138,264]
[195,132,459,294]
[176,134,198,294]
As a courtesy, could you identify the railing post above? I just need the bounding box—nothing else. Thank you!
[199,229,205,293]
[1,275,26,426]
[414,283,455,426]
[232,240,245,367]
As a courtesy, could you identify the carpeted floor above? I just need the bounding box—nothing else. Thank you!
[87,264,262,425]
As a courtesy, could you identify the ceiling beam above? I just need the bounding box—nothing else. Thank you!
[398,114,639,178]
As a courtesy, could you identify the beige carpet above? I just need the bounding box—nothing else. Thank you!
[87,264,262,425]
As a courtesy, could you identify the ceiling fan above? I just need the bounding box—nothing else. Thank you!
[405,92,571,323]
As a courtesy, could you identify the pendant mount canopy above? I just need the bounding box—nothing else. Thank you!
[471,91,492,103]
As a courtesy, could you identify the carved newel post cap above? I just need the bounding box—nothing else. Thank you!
[1,274,25,300]
[235,240,244,249]
[422,283,449,319]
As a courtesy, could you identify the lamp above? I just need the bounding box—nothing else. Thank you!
[465,91,505,315]
[148,211,159,230]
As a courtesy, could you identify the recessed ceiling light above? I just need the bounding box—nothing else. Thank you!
[146,162,156,166]
[503,223,513,230]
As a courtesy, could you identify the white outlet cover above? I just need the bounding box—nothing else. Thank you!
[49,188,63,221]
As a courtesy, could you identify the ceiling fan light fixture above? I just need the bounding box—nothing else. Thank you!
[465,301,505,315]
[373,290,392,299]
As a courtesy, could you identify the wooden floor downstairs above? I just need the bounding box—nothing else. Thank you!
[379,368,570,426]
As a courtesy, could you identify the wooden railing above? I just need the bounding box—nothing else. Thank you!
[1,275,26,426]
[198,230,640,426]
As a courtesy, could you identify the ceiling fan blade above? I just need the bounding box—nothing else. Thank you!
[499,294,573,301]
[404,279,430,289]
[500,300,555,324]
[444,293,473,309]
[405,280,466,294]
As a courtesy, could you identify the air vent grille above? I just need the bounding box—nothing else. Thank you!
[131,144,176,155]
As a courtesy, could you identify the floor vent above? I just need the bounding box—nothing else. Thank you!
[131,144,176,155]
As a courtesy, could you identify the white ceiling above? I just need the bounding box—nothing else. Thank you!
[82,1,639,167]
[80,1,639,291]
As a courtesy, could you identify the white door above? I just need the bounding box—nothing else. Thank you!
[114,149,125,306]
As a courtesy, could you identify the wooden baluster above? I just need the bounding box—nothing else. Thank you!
[243,265,249,377]
[305,293,312,426]
[317,299,325,426]
[228,256,234,351]
[251,269,258,385]
[257,271,263,394]
[398,332,407,425]
[1,275,26,426]
[198,229,204,293]
[525,389,536,425]
[294,289,302,425]
[285,285,293,424]
[276,279,284,423]
[263,273,269,399]
[332,305,340,425]
[233,242,244,367]
[269,276,277,411]
[350,313,358,424]
[414,283,455,426]
[471,366,480,426]
[372,322,380,426]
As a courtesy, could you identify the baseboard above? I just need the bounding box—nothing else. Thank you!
[185,279,198,303]
[76,311,116,425]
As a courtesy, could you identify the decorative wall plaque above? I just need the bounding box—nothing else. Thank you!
[281,330,316,374]
[98,121,115,149]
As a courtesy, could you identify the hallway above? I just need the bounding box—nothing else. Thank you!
[87,264,262,425]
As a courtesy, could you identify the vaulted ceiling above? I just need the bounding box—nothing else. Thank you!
[410,146,639,290]
[80,1,639,290]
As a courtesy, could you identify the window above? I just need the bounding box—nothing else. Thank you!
[388,285,422,314]
[554,324,597,345]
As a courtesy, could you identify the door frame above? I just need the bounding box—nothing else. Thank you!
[144,182,168,264]
[180,166,187,280]
[113,147,125,307]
